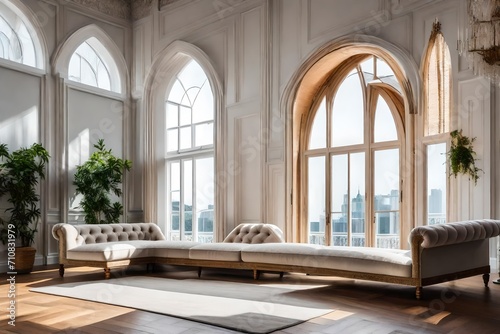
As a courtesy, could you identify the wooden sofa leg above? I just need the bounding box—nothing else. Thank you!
[415,286,422,300]
[253,270,260,280]
[279,272,284,279]
[146,263,156,273]
[198,267,202,278]
[59,264,65,277]
[483,273,490,287]
[104,268,111,279]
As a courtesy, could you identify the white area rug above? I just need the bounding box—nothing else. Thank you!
[31,276,333,333]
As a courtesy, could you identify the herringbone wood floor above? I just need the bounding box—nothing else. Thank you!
[1,264,500,333]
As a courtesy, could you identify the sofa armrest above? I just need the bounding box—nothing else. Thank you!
[223,223,284,243]
[409,219,500,248]
[52,223,81,264]
[53,223,81,250]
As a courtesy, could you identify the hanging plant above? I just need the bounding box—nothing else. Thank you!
[447,129,482,184]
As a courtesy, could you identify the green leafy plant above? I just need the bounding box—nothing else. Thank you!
[73,139,131,224]
[447,129,482,184]
[0,143,50,247]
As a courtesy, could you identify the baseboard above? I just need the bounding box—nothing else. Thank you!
[490,257,498,272]
[46,255,59,265]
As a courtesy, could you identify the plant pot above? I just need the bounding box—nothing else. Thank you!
[15,247,36,274]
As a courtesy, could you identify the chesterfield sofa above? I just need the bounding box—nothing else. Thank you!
[52,219,500,299]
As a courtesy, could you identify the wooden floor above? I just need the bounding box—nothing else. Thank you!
[1,264,500,334]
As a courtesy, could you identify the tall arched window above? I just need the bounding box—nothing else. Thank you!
[165,59,215,242]
[304,55,404,249]
[422,21,451,225]
[0,0,43,68]
[68,37,121,93]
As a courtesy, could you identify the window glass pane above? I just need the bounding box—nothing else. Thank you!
[167,129,178,152]
[183,160,193,239]
[185,87,199,107]
[97,61,111,90]
[178,59,207,90]
[192,81,214,123]
[169,161,180,238]
[350,152,365,247]
[374,95,398,142]
[427,143,447,225]
[18,23,35,67]
[179,126,192,150]
[68,55,81,81]
[170,161,180,191]
[171,212,179,231]
[80,60,97,87]
[195,122,213,147]
[308,156,325,245]
[374,149,400,249]
[308,97,326,149]
[332,73,364,147]
[0,37,5,57]
[180,105,191,126]
[166,102,178,128]
[360,56,374,75]
[196,157,214,242]
[331,154,348,246]
[376,58,394,78]
[78,42,98,68]
[168,80,185,103]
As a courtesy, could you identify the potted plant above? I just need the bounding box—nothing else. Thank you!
[447,129,482,184]
[73,139,131,224]
[0,143,50,273]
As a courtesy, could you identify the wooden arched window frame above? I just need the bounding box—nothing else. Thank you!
[300,55,406,248]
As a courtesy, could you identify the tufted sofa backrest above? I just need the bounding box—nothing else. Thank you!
[409,219,500,248]
[223,223,284,244]
[53,223,166,250]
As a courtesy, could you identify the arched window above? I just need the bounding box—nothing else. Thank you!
[0,0,43,68]
[304,55,404,249]
[165,59,215,242]
[68,37,121,93]
[422,21,451,225]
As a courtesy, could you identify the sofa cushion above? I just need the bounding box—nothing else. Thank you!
[241,243,412,278]
[67,240,163,262]
[153,241,201,259]
[223,223,284,243]
[189,243,252,262]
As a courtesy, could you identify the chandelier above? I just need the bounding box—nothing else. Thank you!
[459,0,500,82]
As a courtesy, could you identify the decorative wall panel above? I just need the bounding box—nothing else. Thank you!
[239,7,262,101]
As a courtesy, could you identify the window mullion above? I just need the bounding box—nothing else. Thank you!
[179,159,185,241]
[347,153,352,246]
[192,157,197,242]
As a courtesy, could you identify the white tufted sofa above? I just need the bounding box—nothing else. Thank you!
[52,222,284,279]
[53,219,500,298]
